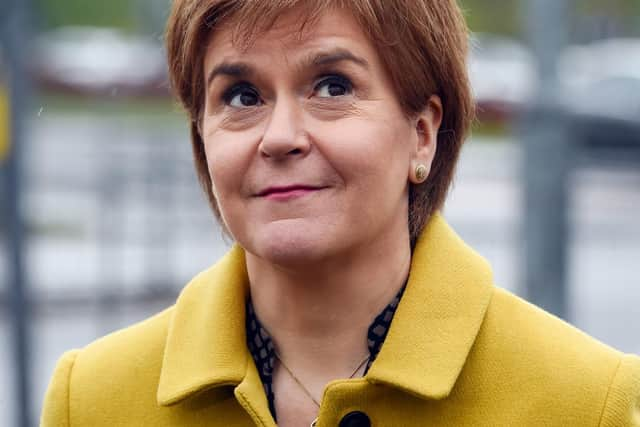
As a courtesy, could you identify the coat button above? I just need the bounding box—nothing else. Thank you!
[339,411,371,427]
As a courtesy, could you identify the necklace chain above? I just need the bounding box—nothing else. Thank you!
[274,352,370,426]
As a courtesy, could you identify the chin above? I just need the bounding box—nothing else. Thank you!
[245,219,338,267]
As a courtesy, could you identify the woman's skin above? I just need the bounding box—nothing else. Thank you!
[201,7,442,426]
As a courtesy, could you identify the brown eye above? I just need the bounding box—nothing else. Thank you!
[223,83,262,107]
[314,75,353,98]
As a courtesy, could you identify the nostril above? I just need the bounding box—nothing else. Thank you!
[289,148,303,155]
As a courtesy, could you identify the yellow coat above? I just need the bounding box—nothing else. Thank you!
[41,215,640,426]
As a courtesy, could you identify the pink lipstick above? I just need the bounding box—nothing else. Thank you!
[258,185,323,201]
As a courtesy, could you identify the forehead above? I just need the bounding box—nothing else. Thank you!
[204,7,375,66]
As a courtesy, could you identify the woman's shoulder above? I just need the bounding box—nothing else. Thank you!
[40,307,176,426]
[471,286,640,425]
[77,306,174,366]
[41,249,250,426]
[486,286,627,363]
[65,245,246,368]
[54,306,174,386]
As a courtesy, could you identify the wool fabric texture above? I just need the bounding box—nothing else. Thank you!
[40,214,640,426]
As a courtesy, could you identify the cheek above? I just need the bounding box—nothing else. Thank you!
[315,116,414,186]
[202,129,256,202]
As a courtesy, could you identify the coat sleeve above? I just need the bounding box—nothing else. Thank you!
[40,350,80,427]
[599,354,640,427]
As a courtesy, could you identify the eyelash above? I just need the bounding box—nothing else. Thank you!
[221,82,259,106]
[313,74,353,96]
[220,73,354,107]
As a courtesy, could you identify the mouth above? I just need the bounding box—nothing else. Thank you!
[257,185,326,200]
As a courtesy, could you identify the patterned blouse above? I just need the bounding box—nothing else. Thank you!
[245,285,406,420]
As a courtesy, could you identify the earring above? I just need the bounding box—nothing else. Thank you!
[415,164,428,183]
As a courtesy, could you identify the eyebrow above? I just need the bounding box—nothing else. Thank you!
[206,48,369,88]
[207,62,254,87]
[305,48,369,70]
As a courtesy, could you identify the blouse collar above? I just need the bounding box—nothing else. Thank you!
[245,282,407,419]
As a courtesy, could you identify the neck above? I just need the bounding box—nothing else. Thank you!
[246,225,411,376]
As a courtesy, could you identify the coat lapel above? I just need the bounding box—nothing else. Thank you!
[157,245,255,406]
[366,214,494,399]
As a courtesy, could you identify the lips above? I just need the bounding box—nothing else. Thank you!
[257,185,324,198]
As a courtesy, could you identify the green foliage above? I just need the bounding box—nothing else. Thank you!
[458,0,522,37]
[32,0,640,38]
[34,0,138,30]
[460,0,640,38]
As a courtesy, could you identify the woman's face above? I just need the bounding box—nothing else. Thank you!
[201,8,440,266]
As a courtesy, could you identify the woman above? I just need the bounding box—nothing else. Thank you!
[41,1,640,426]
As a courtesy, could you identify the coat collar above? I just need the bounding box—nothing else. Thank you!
[157,245,252,406]
[157,213,493,406]
[365,214,494,399]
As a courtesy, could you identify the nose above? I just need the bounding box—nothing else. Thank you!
[259,96,310,159]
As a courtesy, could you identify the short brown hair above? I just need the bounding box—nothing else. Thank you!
[165,0,473,247]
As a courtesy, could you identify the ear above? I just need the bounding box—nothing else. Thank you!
[409,95,443,184]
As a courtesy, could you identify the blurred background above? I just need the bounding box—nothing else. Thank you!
[1,0,639,425]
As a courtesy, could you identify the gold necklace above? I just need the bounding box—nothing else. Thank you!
[274,352,370,427]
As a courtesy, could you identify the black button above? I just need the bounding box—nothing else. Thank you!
[339,411,371,427]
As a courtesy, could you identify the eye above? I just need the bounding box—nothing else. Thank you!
[223,83,262,107]
[314,75,353,98]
